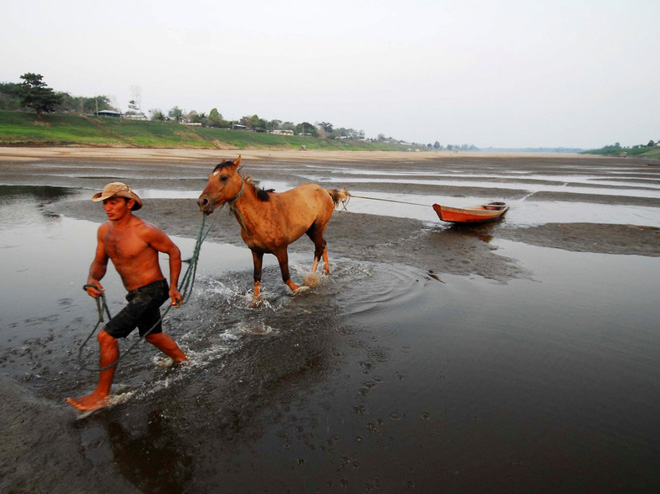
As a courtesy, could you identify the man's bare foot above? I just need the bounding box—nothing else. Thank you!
[171,358,190,370]
[66,392,110,411]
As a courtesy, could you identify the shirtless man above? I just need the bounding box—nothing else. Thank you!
[67,182,187,411]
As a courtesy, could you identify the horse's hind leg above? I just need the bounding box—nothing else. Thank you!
[252,250,264,297]
[311,241,327,274]
[307,223,329,275]
[312,243,329,275]
[274,248,301,292]
[321,244,330,274]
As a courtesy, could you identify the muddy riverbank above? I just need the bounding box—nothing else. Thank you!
[2,149,659,493]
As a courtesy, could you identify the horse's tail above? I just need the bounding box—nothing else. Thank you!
[326,188,350,210]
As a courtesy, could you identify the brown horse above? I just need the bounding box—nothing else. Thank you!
[197,156,348,296]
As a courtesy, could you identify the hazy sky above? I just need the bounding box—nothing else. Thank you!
[2,0,659,148]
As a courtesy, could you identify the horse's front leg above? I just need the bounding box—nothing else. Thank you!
[252,250,264,297]
[275,248,302,293]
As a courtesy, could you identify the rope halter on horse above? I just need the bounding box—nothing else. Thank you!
[223,166,248,233]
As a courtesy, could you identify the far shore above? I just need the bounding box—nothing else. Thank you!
[0,146,594,163]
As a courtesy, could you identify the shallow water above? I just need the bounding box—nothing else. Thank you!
[2,158,660,493]
[93,178,660,227]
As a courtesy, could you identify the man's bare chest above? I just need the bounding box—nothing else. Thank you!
[103,229,150,260]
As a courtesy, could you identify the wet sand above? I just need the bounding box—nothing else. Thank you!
[3,147,659,263]
[1,148,660,493]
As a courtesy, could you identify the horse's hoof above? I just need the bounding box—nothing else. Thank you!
[293,286,310,295]
[303,272,321,287]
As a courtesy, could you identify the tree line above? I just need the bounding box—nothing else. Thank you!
[148,107,369,141]
[0,73,471,149]
[601,141,659,150]
[0,73,114,116]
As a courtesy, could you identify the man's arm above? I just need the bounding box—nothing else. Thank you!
[144,224,183,306]
[86,225,109,298]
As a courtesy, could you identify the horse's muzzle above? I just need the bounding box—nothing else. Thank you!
[197,196,215,215]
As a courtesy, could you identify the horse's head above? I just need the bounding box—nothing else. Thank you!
[197,155,243,215]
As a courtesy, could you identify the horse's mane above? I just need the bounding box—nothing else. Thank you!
[246,177,274,202]
[212,162,273,201]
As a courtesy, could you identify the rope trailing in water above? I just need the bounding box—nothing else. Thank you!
[346,193,430,208]
[77,213,215,372]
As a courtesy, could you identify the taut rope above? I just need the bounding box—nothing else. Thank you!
[77,213,215,372]
[346,193,430,208]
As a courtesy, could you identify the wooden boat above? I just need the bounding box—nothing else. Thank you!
[433,202,509,223]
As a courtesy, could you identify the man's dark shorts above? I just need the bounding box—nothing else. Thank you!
[104,279,169,339]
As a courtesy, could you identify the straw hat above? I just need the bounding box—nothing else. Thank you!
[92,182,143,211]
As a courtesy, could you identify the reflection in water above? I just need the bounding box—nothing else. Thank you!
[0,185,105,344]
[0,184,84,230]
[445,219,500,233]
[107,412,193,494]
[0,184,78,203]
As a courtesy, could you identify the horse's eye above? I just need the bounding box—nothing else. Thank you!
[220,176,228,182]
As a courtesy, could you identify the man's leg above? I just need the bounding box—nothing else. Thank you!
[145,333,187,362]
[66,330,118,411]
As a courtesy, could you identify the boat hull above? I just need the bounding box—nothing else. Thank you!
[433,202,508,223]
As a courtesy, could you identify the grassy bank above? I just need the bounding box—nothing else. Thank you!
[0,110,415,151]
[583,146,660,159]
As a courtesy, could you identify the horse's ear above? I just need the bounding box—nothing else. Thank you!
[234,155,242,168]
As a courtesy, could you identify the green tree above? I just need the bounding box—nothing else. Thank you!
[248,114,266,130]
[149,109,166,121]
[0,82,23,110]
[266,119,282,131]
[55,93,113,114]
[334,127,354,139]
[187,111,207,125]
[19,73,62,115]
[168,106,183,121]
[55,92,79,113]
[0,92,18,110]
[90,96,113,113]
[296,122,318,136]
[208,108,224,127]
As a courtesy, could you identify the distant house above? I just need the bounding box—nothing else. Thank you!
[123,113,148,121]
[96,110,121,118]
[271,129,294,136]
[232,123,247,130]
